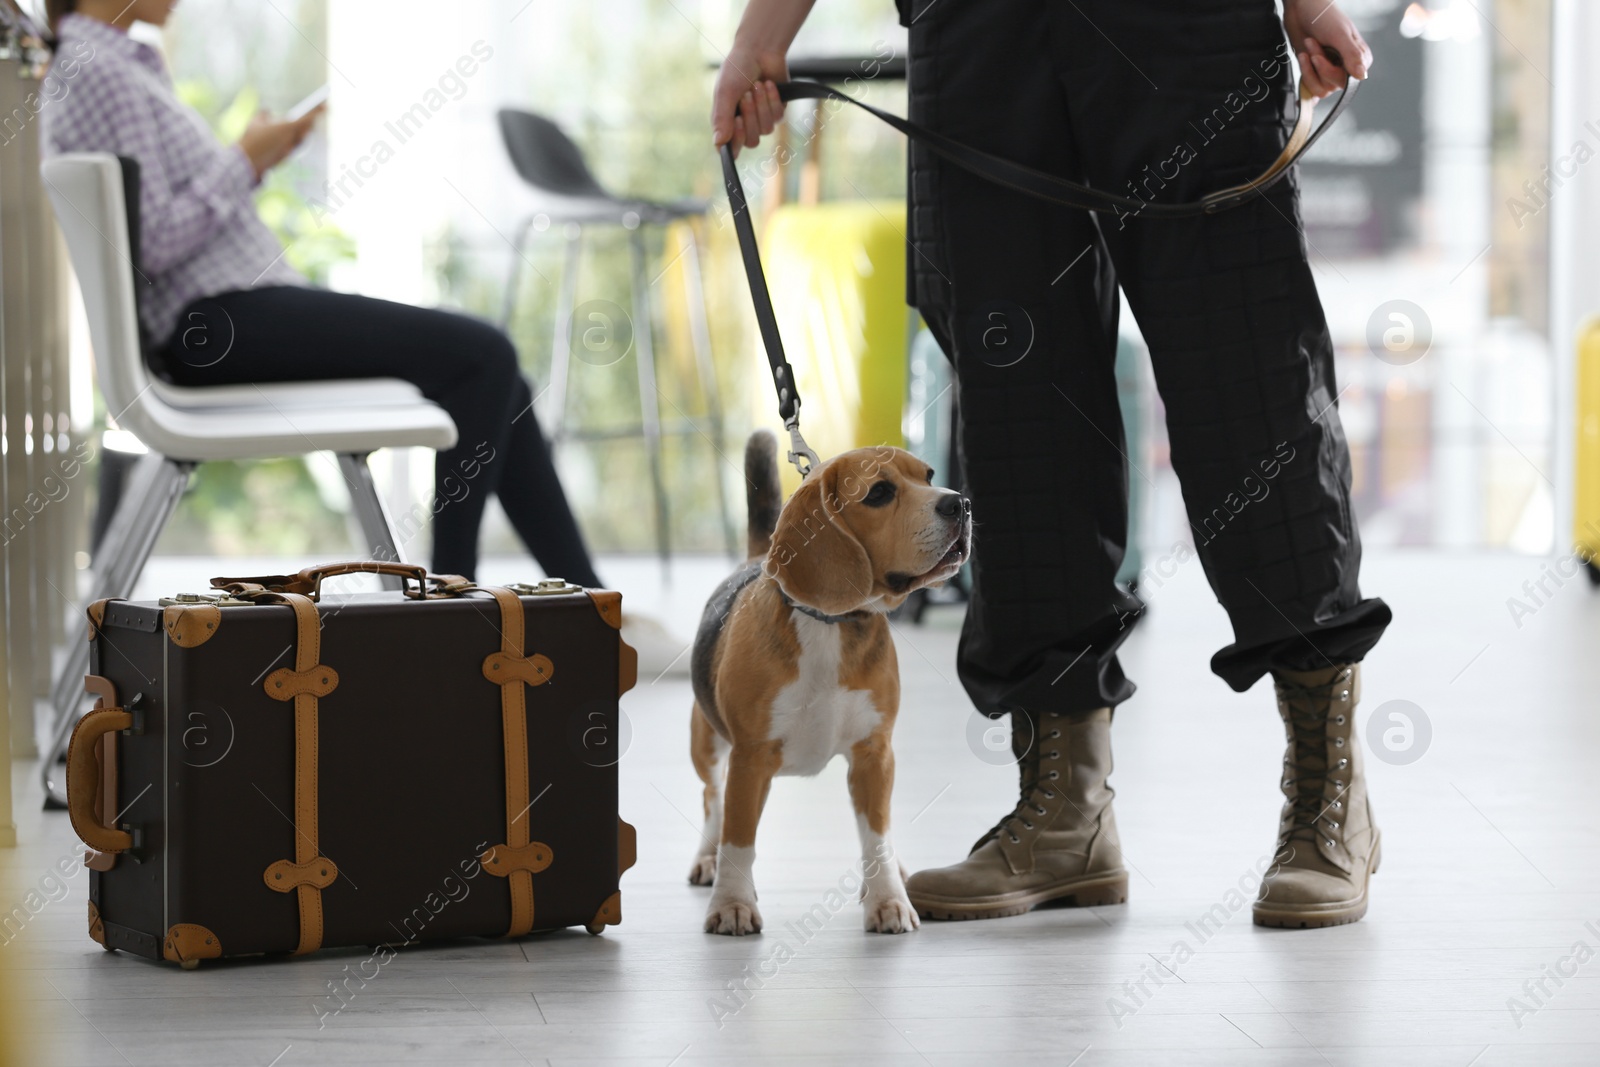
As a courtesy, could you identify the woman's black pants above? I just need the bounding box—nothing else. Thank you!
[904,0,1391,715]
[157,286,602,587]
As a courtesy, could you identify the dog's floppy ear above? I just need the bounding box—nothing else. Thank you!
[764,463,873,616]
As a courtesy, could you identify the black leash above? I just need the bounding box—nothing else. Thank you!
[719,139,821,477]
[721,62,1358,476]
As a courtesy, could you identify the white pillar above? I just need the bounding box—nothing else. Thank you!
[1549,0,1600,548]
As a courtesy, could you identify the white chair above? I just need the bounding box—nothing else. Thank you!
[37,153,458,806]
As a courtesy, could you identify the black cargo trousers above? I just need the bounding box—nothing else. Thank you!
[901,0,1392,717]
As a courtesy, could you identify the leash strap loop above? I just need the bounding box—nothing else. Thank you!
[774,62,1355,218]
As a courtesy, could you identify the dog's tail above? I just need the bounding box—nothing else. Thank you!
[745,429,782,560]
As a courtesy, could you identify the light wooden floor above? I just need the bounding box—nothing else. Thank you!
[4,549,1599,1066]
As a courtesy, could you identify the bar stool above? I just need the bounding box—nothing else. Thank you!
[496,108,735,564]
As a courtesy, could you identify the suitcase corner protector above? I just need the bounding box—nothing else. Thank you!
[163,923,222,968]
[586,890,622,935]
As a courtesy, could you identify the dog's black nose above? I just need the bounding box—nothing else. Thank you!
[936,493,970,518]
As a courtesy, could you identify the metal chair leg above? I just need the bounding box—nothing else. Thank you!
[547,224,581,437]
[678,222,738,558]
[338,452,405,589]
[499,215,535,331]
[41,453,191,809]
[628,228,671,573]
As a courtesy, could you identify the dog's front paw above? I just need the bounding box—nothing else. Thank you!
[688,853,718,886]
[864,892,920,934]
[704,897,762,936]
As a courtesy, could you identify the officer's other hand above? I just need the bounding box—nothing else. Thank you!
[1283,0,1372,100]
[712,46,787,157]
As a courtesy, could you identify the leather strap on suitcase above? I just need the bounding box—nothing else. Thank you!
[478,587,556,937]
[259,591,340,955]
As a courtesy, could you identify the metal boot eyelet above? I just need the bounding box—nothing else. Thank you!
[1337,758,1349,769]
[1034,804,1047,816]
[1325,838,1336,847]
[1332,800,1342,810]
[1023,820,1034,830]
[1048,771,1060,780]
[1009,834,1020,843]
[1334,737,1344,747]
[1327,820,1339,829]
[1335,715,1346,725]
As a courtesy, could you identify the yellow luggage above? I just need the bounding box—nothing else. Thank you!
[760,201,909,492]
[1576,318,1600,583]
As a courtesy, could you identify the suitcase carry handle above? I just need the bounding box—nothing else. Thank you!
[213,560,432,600]
[297,560,429,600]
[67,704,134,854]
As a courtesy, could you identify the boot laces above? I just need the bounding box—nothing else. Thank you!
[1276,672,1352,851]
[975,725,1063,848]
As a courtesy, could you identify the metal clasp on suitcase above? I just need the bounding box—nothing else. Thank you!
[157,592,253,607]
[506,579,583,596]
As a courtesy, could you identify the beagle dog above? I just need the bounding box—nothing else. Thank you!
[689,431,972,935]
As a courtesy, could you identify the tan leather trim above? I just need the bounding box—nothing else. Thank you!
[215,561,430,598]
[618,818,637,877]
[264,856,339,891]
[618,635,638,697]
[163,923,222,969]
[264,665,339,700]
[586,589,622,629]
[480,841,554,877]
[84,674,116,710]
[424,573,476,599]
[211,572,314,594]
[95,730,116,828]
[211,579,273,596]
[485,586,537,937]
[163,603,222,648]
[67,706,133,853]
[88,901,105,945]
[586,891,621,934]
[295,560,428,599]
[481,650,553,687]
[85,675,120,872]
[86,598,117,638]
[86,734,120,871]
[266,593,329,956]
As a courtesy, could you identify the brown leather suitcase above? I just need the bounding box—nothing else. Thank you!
[65,561,638,968]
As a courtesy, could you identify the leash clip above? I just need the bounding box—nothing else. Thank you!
[785,417,820,479]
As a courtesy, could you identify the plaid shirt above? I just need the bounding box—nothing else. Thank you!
[43,14,303,347]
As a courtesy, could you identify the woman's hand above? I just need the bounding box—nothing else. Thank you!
[1282,0,1372,99]
[711,47,788,157]
[237,106,323,179]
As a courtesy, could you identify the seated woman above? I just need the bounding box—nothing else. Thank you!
[42,0,602,590]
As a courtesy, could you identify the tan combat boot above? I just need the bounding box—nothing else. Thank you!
[907,706,1128,920]
[1254,663,1381,928]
